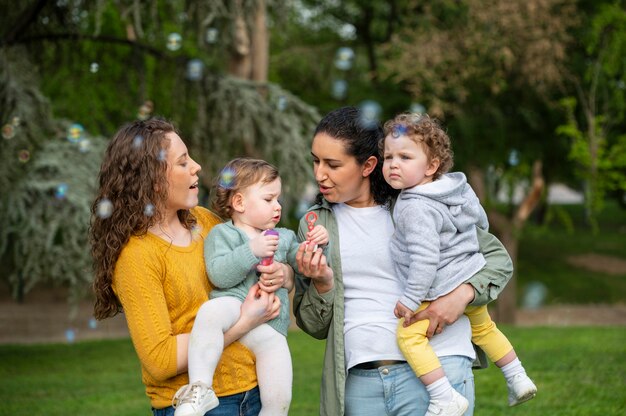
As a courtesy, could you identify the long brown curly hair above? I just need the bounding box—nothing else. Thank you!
[382,113,454,180]
[211,158,279,220]
[90,118,197,320]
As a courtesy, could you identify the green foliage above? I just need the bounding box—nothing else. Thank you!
[2,328,625,415]
[0,125,107,301]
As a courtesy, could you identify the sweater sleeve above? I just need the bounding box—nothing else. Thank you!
[292,212,334,339]
[467,227,513,306]
[113,244,178,382]
[397,201,443,311]
[204,225,260,289]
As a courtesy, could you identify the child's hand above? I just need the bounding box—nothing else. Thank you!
[394,301,415,325]
[306,225,329,246]
[249,231,279,258]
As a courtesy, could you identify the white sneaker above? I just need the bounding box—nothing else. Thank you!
[425,389,469,416]
[173,381,219,416]
[507,373,537,406]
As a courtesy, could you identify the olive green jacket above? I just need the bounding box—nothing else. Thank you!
[293,199,513,416]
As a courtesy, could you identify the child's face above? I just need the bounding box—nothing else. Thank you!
[382,134,437,190]
[236,177,283,232]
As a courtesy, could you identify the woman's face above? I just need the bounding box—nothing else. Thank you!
[311,132,375,207]
[164,132,202,215]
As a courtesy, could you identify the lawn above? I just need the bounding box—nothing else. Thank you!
[2,327,625,415]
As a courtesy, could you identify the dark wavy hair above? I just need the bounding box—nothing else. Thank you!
[211,158,279,220]
[90,118,197,320]
[382,113,454,180]
[313,106,399,207]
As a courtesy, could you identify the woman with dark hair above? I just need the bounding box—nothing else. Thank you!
[90,119,286,416]
[294,107,514,416]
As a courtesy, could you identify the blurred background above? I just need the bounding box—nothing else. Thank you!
[0,0,625,414]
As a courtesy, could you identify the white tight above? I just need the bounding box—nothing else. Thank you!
[188,297,292,416]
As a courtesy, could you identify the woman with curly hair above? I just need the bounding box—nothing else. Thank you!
[90,118,286,416]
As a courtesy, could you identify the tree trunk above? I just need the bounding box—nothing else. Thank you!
[250,0,268,83]
[468,161,545,324]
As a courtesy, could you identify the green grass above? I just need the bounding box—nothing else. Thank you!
[3,328,626,415]
[516,202,626,305]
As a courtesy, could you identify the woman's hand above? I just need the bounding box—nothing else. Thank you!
[408,283,475,337]
[257,261,294,293]
[296,241,333,294]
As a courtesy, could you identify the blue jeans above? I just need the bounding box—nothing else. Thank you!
[345,355,475,416]
[152,386,261,416]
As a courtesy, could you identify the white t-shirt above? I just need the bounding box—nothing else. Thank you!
[333,203,475,371]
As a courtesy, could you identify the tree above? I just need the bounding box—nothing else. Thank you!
[0,0,320,301]
[378,0,579,322]
[557,2,626,231]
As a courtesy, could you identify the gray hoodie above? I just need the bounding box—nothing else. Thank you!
[391,172,488,311]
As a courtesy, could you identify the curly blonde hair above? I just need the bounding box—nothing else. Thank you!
[382,113,454,180]
[90,119,196,320]
[212,158,279,220]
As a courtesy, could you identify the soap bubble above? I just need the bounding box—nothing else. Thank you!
[277,96,287,111]
[65,328,76,343]
[78,139,91,153]
[132,135,144,149]
[391,125,408,138]
[358,100,382,130]
[2,124,15,139]
[96,198,113,219]
[144,203,155,217]
[409,103,426,114]
[334,47,355,71]
[166,33,182,51]
[11,116,20,127]
[67,123,84,143]
[137,100,154,120]
[88,318,98,329]
[157,149,167,161]
[186,59,204,81]
[206,27,219,44]
[55,183,69,200]
[331,79,348,100]
[508,149,520,167]
[90,62,99,73]
[219,167,236,189]
[18,149,30,163]
[522,281,548,309]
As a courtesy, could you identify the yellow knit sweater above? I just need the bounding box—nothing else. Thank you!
[112,207,257,409]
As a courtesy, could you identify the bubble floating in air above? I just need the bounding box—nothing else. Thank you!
[219,167,236,189]
[409,103,426,115]
[186,59,204,81]
[277,96,287,111]
[334,47,355,71]
[67,123,84,143]
[97,198,113,219]
[166,33,183,51]
[55,183,69,200]
[157,149,167,162]
[206,27,219,44]
[522,281,548,309]
[18,149,30,163]
[137,100,154,120]
[508,149,520,167]
[132,135,144,149]
[358,100,382,130]
[65,328,76,343]
[11,116,20,127]
[2,124,15,139]
[144,203,155,217]
[78,138,91,153]
[88,318,98,329]
[391,125,408,138]
[90,62,99,73]
[331,79,348,100]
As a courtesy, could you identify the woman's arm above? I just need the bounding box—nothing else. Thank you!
[410,228,513,337]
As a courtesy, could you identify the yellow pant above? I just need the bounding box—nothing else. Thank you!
[397,302,513,376]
